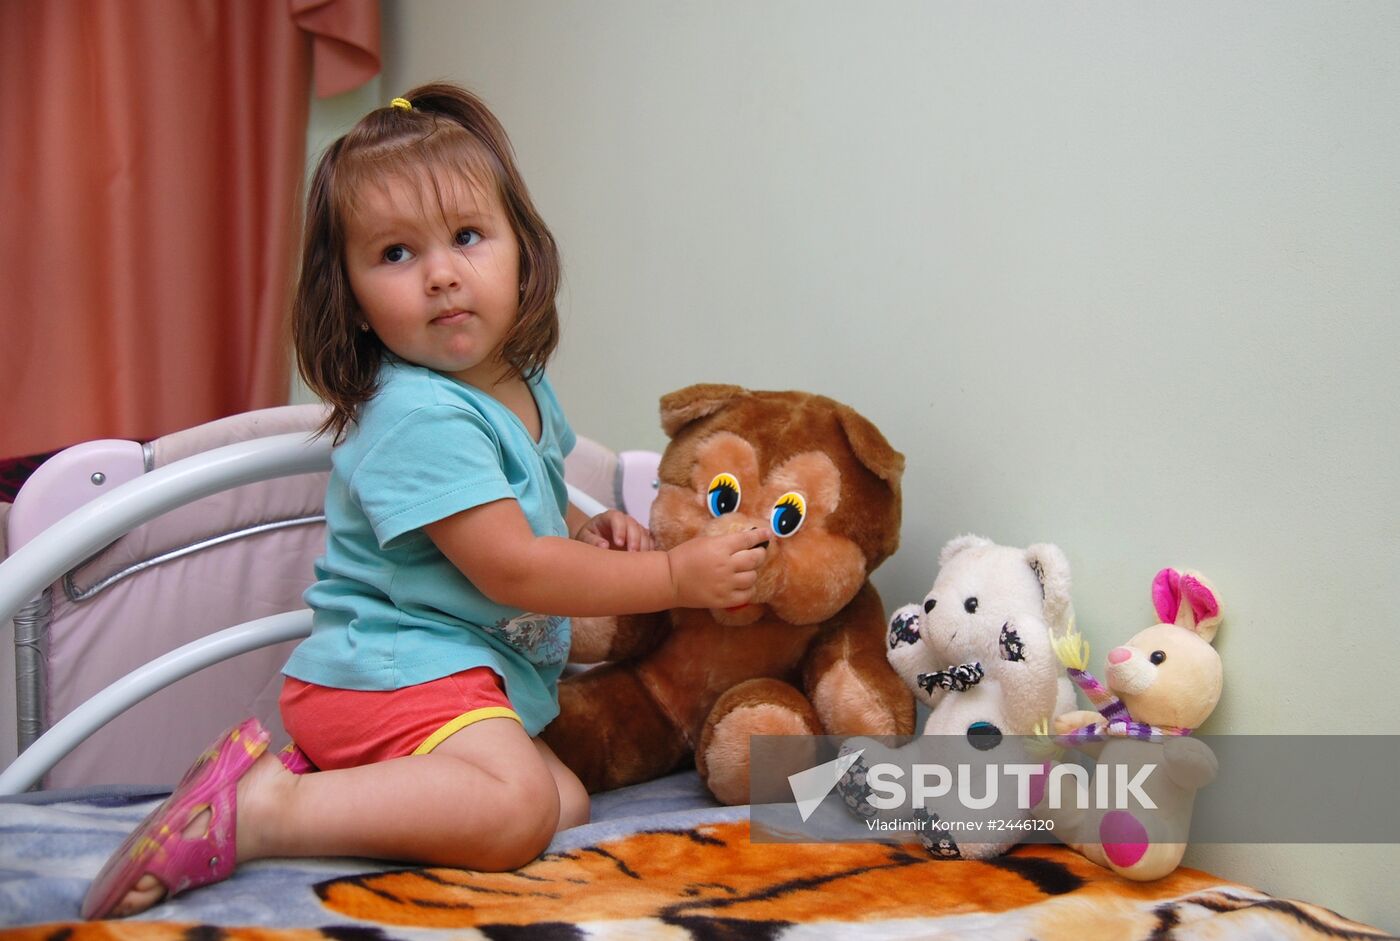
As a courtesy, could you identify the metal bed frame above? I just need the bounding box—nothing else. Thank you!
[0,431,608,796]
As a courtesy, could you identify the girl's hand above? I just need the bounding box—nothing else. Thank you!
[574,509,654,552]
[666,529,769,609]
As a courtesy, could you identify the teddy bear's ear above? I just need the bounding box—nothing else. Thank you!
[659,384,750,439]
[1025,543,1073,635]
[938,534,993,568]
[1152,568,1222,644]
[834,403,905,487]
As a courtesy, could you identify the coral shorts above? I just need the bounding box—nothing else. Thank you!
[279,666,520,771]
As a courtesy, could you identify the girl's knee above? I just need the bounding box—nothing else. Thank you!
[476,770,561,869]
[556,772,590,831]
[480,763,587,867]
[486,809,558,869]
[428,726,566,868]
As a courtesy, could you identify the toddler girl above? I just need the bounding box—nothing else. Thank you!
[83,82,768,920]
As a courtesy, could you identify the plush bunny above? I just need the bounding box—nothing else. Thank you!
[1038,568,1223,880]
[835,535,1077,859]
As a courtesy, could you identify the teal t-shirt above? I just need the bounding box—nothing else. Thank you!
[284,358,576,737]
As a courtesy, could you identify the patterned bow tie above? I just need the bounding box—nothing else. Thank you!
[917,662,984,694]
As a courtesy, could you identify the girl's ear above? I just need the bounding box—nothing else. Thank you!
[1152,568,1223,644]
[1025,543,1073,635]
[659,384,749,439]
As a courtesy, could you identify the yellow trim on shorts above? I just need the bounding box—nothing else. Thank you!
[412,706,522,756]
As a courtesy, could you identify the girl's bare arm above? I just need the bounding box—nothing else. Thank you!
[424,497,766,616]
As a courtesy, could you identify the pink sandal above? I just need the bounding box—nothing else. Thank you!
[276,742,318,775]
[81,717,270,920]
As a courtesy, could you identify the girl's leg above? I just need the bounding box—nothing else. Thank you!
[114,717,581,917]
[253,716,561,866]
[534,736,590,831]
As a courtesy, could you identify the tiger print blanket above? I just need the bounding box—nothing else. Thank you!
[2,775,1392,940]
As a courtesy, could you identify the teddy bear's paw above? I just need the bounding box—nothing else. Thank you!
[834,737,895,819]
[834,752,879,820]
[885,604,930,692]
[998,623,1027,662]
[887,605,923,650]
[913,810,963,860]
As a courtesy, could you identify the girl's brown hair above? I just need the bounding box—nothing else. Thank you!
[292,82,561,441]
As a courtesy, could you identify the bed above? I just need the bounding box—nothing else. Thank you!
[1,408,1393,939]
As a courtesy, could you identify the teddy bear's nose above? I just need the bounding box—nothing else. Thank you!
[1107,646,1133,665]
[710,518,776,562]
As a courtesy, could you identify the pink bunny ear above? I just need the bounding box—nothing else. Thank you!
[1152,568,1182,624]
[1152,567,1223,642]
[1179,572,1222,642]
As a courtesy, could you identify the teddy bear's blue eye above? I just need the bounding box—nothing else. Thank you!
[707,473,741,517]
[771,492,806,538]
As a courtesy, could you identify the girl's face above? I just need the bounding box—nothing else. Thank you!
[344,170,521,390]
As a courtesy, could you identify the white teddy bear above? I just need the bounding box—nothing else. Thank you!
[836,535,1077,859]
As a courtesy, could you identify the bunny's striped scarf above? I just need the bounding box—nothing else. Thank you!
[1058,668,1194,745]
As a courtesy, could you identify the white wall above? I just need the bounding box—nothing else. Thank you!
[383,0,1400,928]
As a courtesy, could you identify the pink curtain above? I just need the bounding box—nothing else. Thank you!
[0,0,379,459]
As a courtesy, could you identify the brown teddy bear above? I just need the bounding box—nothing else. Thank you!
[541,384,915,804]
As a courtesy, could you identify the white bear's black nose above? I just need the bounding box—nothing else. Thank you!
[967,721,1002,751]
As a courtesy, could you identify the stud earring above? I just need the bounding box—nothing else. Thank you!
[359,322,370,332]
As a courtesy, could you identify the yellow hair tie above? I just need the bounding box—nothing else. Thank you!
[390,97,413,111]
